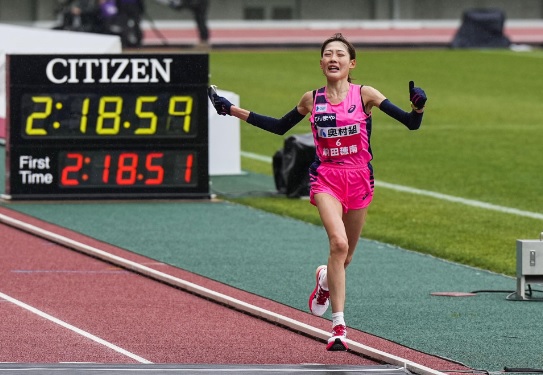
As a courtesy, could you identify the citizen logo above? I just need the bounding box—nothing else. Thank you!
[45,57,173,84]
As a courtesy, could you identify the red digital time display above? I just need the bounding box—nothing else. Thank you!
[59,150,196,187]
[5,53,210,200]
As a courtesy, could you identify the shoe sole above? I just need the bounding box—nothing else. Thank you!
[308,265,327,315]
[326,338,348,351]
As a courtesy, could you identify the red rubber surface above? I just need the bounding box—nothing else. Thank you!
[140,24,543,46]
[0,213,374,364]
[0,206,469,372]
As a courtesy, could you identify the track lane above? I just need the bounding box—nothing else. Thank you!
[0,291,144,363]
[0,206,470,374]
[0,222,378,365]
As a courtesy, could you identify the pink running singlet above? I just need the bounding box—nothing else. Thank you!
[308,84,375,212]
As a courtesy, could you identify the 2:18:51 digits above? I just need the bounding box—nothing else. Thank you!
[59,150,196,187]
[22,93,197,138]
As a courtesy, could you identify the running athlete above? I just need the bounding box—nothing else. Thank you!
[209,33,427,351]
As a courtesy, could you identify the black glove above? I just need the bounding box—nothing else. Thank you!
[409,81,427,110]
[208,85,233,116]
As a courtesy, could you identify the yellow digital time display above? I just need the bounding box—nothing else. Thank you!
[22,93,196,138]
[5,53,210,200]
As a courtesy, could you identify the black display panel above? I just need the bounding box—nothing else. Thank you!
[4,54,210,200]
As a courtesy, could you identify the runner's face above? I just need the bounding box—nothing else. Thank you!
[320,41,355,81]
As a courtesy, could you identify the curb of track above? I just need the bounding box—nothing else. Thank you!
[0,211,447,375]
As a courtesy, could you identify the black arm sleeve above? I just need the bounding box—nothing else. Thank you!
[379,99,423,130]
[247,107,306,135]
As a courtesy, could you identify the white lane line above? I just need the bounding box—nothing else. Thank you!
[241,150,274,163]
[374,181,543,220]
[0,365,409,373]
[0,290,152,364]
[0,213,445,375]
[240,151,543,220]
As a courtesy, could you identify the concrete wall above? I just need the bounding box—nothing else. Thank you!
[0,0,542,24]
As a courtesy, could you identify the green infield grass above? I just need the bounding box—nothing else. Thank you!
[210,48,543,276]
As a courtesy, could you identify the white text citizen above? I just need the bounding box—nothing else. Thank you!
[45,58,173,84]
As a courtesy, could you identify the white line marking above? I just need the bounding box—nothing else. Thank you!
[482,50,543,58]
[121,369,408,373]
[0,365,409,373]
[241,150,274,163]
[374,181,543,220]
[0,290,152,364]
[240,151,543,220]
[0,212,445,375]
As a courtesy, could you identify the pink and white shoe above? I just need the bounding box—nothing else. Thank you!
[308,265,329,316]
[326,324,348,351]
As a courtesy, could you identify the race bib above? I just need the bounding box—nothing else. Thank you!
[316,123,361,158]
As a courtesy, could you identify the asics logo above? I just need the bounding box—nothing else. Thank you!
[348,105,356,113]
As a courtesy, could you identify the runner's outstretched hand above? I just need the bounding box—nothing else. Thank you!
[409,81,427,110]
[208,85,233,116]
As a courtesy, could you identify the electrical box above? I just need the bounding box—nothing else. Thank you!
[516,235,543,300]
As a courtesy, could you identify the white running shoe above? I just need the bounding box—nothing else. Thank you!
[308,265,329,316]
[326,324,348,351]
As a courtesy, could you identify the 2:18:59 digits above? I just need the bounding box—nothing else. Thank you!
[22,93,197,138]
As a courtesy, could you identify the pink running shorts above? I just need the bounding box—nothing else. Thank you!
[309,163,374,213]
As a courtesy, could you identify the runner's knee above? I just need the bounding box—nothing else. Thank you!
[329,235,349,260]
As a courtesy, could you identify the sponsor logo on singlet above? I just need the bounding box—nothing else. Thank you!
[317,123,360,138]
[315,104,328,113]
[314,113,336,127]
[316,123,361,157]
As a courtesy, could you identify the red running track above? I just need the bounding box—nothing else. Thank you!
[140,22,543,47]
[0,206,383,365]
[0,206,469,372]
[0,220,374,364]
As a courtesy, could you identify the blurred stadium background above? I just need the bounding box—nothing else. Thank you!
[0,0,541,52]
[1,0,543,23]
